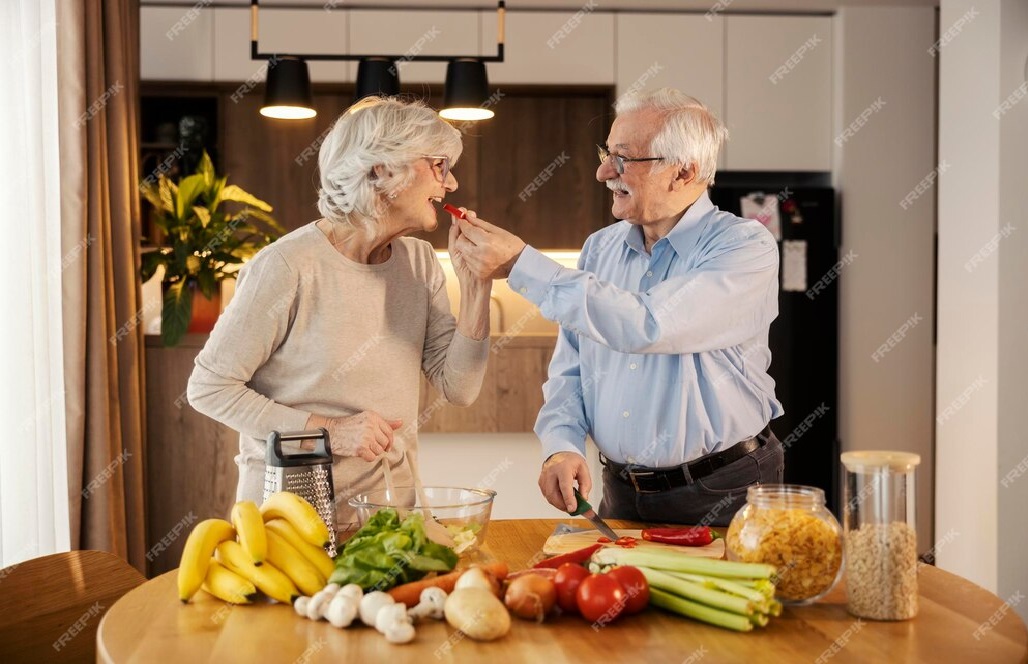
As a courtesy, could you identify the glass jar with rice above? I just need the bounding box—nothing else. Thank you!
[726,484,844,605]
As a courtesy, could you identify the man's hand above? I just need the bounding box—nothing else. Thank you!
[452,211,527,280]
[306,412,401,461]
[538,452,592,513]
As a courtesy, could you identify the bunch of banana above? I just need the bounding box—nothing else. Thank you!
[177,493,335,606]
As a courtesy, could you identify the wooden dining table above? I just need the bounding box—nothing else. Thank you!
[97,518,1028,663]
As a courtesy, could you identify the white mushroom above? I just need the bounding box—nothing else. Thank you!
[321,582,341,595]
[307,589,335,621]
[293,596,311,618]
[325,593,359,628]
[382,620,416,645]
[408,587,448,621]
[359,591,396,626]
[375,602,410,634]
[338,584,363,602]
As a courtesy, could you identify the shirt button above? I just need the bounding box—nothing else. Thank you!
[622,410,630,418]
[629,363,637,370]
[646,270,653,277]
[519,287,527,294]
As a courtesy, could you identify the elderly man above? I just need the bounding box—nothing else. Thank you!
[453,88,784,526]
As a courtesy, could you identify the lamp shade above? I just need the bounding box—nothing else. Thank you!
[355,58,401,101]
[440,59,494,121]
[261,56,316,120]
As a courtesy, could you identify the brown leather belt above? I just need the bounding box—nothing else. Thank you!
[600,427,770,493]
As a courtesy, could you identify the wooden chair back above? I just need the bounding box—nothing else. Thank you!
[0,550,145,662]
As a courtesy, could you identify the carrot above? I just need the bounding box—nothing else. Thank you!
[387,562,509,607]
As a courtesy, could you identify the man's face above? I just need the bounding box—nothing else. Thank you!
[596,108,683,224]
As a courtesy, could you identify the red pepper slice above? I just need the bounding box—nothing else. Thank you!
[641,527,718,547]
[596,537,612,543]
[614,536,637,547]
[532,543,603,569]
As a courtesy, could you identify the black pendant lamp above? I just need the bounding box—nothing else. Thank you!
[355,58,401,102]
[440,59,495,121]
[260,56,316,120]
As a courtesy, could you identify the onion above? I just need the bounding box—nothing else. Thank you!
[503,573,557,622]
[454,567,502,597]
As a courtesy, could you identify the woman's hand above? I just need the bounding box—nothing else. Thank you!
[306,412,402,461]
[448,207,485,287]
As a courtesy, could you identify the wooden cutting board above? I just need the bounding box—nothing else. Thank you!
[542,528,725,558]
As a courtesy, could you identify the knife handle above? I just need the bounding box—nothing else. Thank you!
[569,488,592,516]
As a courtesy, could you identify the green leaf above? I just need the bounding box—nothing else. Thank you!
[175,174,206,219]
[219,185,273,212]
[236,208,284,234]
[193,205,212,228]
[158,177,175,213]
[140,250,167,283]
[197,151,215,189]
[140,180,164,210]
[161,280,193,347]
[196,268,217,300]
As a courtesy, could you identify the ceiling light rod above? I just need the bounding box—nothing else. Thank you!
[250,0,505,63]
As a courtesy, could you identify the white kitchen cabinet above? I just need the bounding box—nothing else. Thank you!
[615,13,725,169]
[254,8,350,82]
[725,15,832,171]
[615,14,724,118]
[212,8,351,83]
[349,10,480,84]
[481,10,614,85]
[140,6,213,81]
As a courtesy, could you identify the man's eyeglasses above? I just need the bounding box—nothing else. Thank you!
[596,144,664,175]
[423,155,451,182]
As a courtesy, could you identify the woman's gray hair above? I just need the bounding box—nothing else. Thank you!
[614,87,728,186]
[317,96,463,225]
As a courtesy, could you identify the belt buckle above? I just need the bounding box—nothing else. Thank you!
[628,469,659,494]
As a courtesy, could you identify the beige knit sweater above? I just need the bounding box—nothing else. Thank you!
[187,222,489,529]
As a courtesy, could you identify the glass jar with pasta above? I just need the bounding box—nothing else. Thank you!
[726,484,844,605]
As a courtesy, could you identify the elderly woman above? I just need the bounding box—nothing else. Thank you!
[187,97,491,529]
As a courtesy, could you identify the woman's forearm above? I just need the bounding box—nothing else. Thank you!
[456,279,492,341]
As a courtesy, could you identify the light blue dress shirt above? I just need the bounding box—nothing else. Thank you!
[507,191,784,466]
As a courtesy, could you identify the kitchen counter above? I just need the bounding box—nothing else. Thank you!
[98,519,1028,663]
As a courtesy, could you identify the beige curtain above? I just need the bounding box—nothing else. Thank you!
[58,0,147,572]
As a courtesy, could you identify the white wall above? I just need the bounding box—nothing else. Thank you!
[996,0,1028,624]
[831,6,937,553]
[937,0,1028,624]
[418,433,605,521]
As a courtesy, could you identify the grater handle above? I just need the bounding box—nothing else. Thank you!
[266,428,331,466]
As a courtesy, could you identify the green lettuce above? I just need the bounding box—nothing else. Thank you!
[329,509,458,591]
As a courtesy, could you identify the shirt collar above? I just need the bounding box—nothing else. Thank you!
[623,190,715,258]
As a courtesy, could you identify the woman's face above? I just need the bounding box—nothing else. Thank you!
[388,156,458,235]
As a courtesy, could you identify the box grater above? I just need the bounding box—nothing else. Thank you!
[263,428,338,557]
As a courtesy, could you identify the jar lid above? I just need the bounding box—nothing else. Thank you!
[841,450,921,472]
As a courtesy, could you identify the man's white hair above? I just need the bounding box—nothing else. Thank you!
[614,87,728,185]
[317,96,463,225]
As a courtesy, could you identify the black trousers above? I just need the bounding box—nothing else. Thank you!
[597,429,785,527]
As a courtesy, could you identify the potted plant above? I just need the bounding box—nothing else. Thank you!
[140,151,283,346]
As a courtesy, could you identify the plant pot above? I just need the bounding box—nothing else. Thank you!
[187,283,222,333]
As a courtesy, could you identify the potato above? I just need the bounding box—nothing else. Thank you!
[443,588,511,641]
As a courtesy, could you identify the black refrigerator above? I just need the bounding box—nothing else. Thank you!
[709,182,841,514]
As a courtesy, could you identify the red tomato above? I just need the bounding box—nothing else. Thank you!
[606,566,650,614]
[553,563,591,613]
[576,573,627,624]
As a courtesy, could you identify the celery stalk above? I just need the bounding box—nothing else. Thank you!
[748,611,769,627]
[668,572,770,604]
[768,599,783,617]
[641,568,754,615]
[592,547,775,579]
[649,588,754,632]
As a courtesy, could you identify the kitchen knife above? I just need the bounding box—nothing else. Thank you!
[569,489,620,542]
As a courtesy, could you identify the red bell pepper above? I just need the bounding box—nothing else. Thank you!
[532,543,603,569]
[640,526,718,547]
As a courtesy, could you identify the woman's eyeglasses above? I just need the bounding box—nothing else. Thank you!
[422,155,451,182]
